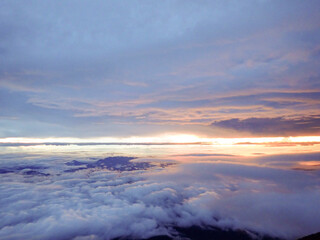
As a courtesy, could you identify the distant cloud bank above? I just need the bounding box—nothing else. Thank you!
[212,115,320,136]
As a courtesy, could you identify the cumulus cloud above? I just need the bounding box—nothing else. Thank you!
[0,154,319,239]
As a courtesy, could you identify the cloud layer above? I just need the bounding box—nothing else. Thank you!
[0,153,319,240]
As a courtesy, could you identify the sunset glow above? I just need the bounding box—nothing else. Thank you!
[1,1,320,240]
[1,135,320,145]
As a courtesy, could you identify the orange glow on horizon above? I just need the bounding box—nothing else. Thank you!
[1,135,320,145]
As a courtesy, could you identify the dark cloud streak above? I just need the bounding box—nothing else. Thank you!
[212,116,320,136]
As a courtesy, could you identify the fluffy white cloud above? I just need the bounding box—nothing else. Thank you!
[0,155,319,240]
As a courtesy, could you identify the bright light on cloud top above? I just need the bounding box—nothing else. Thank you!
[1,0,320,138]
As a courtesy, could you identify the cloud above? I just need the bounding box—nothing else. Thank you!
[0,154,319,239]
[254,152,320,170]
[211,115,320,136]
[1,1,320,137]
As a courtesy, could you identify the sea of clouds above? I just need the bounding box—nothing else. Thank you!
[0,154,319,240]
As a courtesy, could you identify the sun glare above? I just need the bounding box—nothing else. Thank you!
[1,135,320,145]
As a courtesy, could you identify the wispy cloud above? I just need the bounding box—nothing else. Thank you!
[1,0,320,137]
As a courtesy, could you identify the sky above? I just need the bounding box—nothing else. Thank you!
[1,0,320,139]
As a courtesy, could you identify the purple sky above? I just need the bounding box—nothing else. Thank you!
[1,0,320,138]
